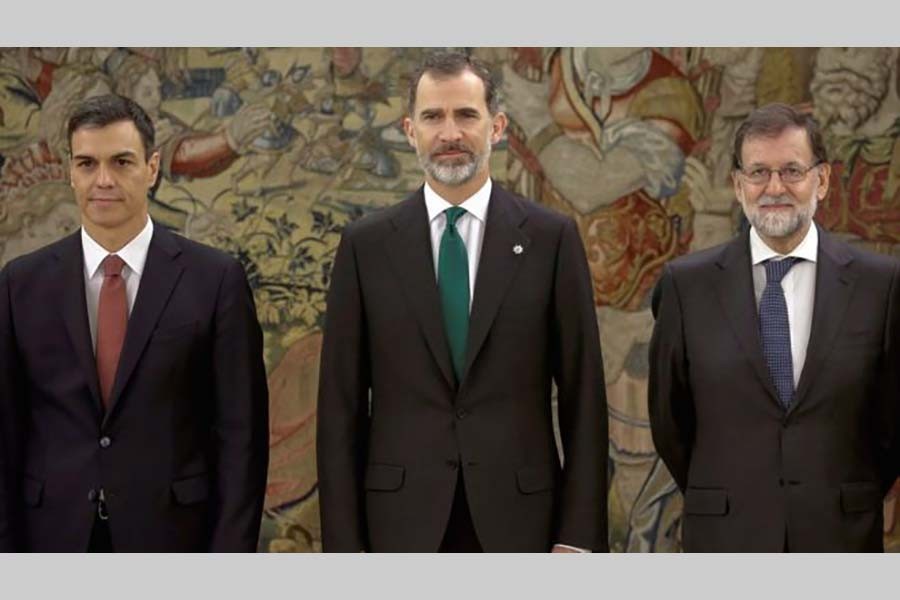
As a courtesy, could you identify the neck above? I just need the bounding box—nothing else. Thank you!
[85,215,148,253]
[427,171,489,206]
[759,221,811,256]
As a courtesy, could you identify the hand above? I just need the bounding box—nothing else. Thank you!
[225,102,276,152]
[551,544,587,553]
[887,477,900,501]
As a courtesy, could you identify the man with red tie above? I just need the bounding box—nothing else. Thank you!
[0,94,269,551]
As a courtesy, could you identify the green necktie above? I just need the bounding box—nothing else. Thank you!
[438,206,470,381]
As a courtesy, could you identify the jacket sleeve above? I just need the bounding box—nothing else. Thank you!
[879,259,900,494]
[647,263,695,493]
[316,227,371,552]
[208,258,270,552]
[0,266,24,551]
[550,218,609,552]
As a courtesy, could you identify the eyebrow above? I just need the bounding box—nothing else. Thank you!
[418,107,482,118]
[745,159,809,168]
[72,150,140,160]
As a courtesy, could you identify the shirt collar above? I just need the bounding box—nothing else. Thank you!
[82,217,154,278]
[424,178,492,224]
[749,221,818,266]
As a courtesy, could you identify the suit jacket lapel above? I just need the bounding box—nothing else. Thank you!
[55,232,103,415]
[791,227,856,414]
[714,230,783,409]
[385,189,456,390]
[462,186,529,384]
[103,224,184,425]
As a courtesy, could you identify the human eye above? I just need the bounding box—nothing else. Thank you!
[747,167,770,181]
[781,166,805,180]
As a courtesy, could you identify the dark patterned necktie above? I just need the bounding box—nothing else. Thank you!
[759,257,801,409]
[96,255,127,409]
[438,207,469,381]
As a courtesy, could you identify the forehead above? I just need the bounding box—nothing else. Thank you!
[741,126,814,166]
[71,119,146,158]
[414,69,488,113]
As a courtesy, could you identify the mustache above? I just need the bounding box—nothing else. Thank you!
[757,195,796,207]
[430,142,473,156]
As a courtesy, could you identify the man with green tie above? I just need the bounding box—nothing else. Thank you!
[317,51,608,552]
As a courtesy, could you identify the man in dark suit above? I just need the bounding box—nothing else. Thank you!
[317,52,608,552]
[649,103,900,552]
[0,94,269,552]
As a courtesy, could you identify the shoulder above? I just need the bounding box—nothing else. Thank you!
[665,237,733,279]
[153,227,251,292]
[338,192,422,246]
[1,231,79,283]
[819,228,899,280]
[500,186,569,225]
[492,186,575,244]
[158,226,240,271]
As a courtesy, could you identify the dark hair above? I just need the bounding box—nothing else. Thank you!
[732,102,828,170]
[67,94,156,160]
[407,51,500,115]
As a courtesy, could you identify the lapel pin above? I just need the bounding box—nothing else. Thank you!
[513,244,523,255]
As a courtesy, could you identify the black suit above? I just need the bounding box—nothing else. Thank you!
[649,225,900,552]
[0,224,269,552]
[317,183,608,552]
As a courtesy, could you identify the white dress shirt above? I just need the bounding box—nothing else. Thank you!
[82,218,154,352]
[749,223,818,388]
[424,178,491,310]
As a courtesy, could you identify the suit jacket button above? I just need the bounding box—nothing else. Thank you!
[446,459,459,469]
[778,478,784,487]
[88,489,98,502]
[99,436,112,449]
[456,409,468,420]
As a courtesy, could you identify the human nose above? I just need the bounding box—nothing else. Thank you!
[763,169,786,195]
[95,162,114,187]
[438,118,463,142]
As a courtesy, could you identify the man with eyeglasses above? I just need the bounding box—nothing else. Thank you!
[648,102,899,552]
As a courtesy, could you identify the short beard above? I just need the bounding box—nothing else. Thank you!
[418,141,490,187]
[742,190,817,239]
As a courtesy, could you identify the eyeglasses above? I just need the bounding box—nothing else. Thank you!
[736,161,823,184]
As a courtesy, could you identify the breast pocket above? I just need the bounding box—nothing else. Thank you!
[836,321,885,345]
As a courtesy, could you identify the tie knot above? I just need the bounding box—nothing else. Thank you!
[764,257,801,284]
[102,254,125,277]
[444,206,467,228]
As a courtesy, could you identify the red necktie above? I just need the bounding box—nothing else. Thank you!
[96,255,127,409]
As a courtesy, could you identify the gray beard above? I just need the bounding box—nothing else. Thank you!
[418,144,490,187]
[421,155,479,186]
[744,193,817,239]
